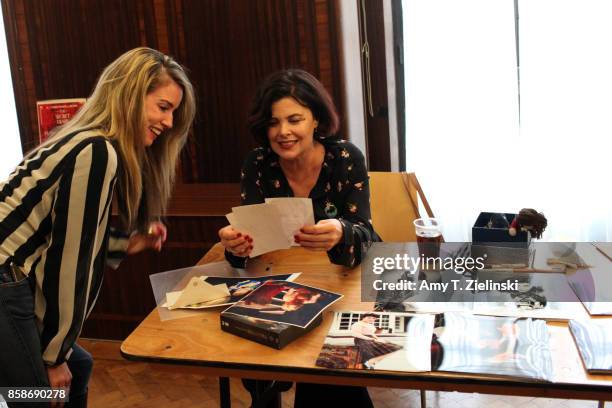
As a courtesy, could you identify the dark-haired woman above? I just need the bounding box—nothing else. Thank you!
[219,69,378,268]
[218,69,377,407]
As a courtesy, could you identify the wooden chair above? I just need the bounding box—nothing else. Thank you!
[368,171,435,242]
[369,171,433,408]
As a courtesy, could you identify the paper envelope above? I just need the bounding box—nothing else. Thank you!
[164,277,230,309]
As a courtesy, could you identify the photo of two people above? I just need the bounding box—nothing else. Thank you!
[222,280,342,328]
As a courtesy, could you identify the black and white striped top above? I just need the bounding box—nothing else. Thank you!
[0,129,129,366]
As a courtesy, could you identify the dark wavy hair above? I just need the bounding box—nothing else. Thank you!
[248,69,340,146]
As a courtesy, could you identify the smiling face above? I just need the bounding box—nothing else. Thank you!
[143,78,183,146]
[267,97,319,162]
[363,316,378,324]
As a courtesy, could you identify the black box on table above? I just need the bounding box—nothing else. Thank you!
[220,312,323,349]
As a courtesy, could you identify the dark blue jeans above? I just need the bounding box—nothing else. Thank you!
[66,344,93,407]
[0,266,92,407]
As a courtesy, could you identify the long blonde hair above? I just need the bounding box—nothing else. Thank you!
[33,47,196,231]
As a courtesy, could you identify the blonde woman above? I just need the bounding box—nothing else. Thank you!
[0,47,195,406]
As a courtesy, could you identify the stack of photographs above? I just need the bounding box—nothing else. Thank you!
[221,280,342,349]
[569,319,612,374]
[161,273,301,310]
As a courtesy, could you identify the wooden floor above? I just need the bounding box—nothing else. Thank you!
[81,339,606,408]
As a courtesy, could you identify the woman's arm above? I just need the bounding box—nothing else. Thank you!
[295,144,378,267]
[327,144,379,267]
[39,139,117,367]
[126,221,167,254]
[106,227,130,269]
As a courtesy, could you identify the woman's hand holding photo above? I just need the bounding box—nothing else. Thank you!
[294,219,342,251]
[219,225,253,257]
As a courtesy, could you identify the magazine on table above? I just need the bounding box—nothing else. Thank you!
[431,312,553,381]
[569,319,612,374]
[315,311,553,381]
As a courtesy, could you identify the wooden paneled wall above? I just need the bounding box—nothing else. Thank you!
[2,0,344,182]
[1,0,345,339]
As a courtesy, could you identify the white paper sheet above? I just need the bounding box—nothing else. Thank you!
[265,197,315,245]
[227,204,293,257]
[226,198,314,256]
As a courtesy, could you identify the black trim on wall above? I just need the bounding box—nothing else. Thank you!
[392,0,405,171]
[357,0,391,171]
[1,0,28,152]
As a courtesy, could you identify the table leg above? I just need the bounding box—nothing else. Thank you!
[219,377,231,408]
[598,401,605,408]
[252,380,282,408]
[420,389,426,408]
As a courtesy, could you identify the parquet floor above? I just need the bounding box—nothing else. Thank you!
[81,339,606,408]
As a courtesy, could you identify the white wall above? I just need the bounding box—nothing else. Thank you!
[383,0,399,171]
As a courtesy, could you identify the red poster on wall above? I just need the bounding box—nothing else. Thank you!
[36,98,86,143]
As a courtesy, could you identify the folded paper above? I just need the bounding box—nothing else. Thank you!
[163,277,230,309]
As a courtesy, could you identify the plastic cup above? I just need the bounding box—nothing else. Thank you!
[414,217,442,259]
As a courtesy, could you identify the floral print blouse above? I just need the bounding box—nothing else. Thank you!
[225,139,380,268]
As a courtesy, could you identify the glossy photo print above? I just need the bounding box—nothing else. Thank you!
[199,273,301,308]
[222,280,342,328]
[316,311,434,372]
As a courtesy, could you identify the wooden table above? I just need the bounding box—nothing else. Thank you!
[121,244,612,406]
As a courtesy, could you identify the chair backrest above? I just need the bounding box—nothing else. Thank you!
[368,172,435,242]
